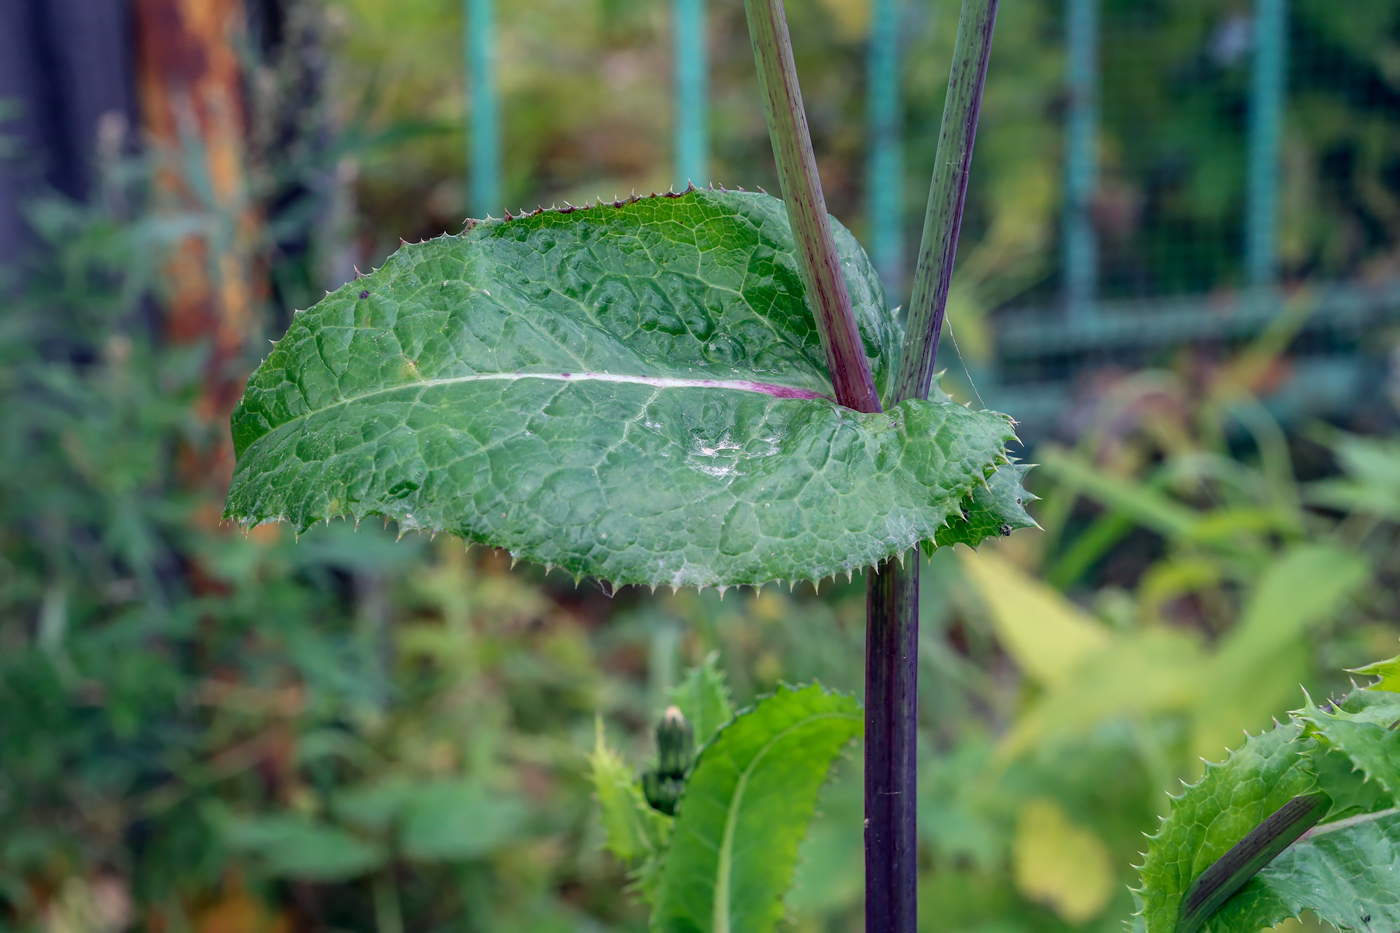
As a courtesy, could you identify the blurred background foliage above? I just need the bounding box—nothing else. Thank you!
[2,0,1400,932]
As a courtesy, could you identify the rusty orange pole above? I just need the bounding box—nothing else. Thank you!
[132,0,260,427]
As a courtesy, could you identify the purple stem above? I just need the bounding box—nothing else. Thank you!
[864,556,920,932]
[743,0,883,415]
[896,0,1000,403]
[742,1,999,930]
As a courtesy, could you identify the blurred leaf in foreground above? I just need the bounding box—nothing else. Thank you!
[671,650,735,748]
[223,815,387,882]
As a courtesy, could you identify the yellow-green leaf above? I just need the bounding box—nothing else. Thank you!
[1012,797,1115,924]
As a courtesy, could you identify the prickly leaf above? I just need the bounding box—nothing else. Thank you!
[1352,653,1400,694]
[590,720,671,864]
[1138,677,1400,933]
[1135,722,1318,933]
[223,189,1020,588]
[930,461,1037,551]
[671,651,734,748]
[1297,691,1400,798]
[1207,811,1400,933]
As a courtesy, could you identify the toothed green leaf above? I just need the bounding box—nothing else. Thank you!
[927,460,1037,553]
[1136,721,1317,933]
[671,651,734,748]
[1310,743,1394,822]
[589,721,671,865]
[589,719,673,905]
[1299,691,1400,799]
[223,189,1022,588]
[1352,653,1400,694]
[653,683,861,933]
[1138,676,1400,933]
[1207,809,1400,933]
[1200,687,1400,933]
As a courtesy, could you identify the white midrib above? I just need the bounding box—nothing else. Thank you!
[711,711,858,933]
[313,371,830,413]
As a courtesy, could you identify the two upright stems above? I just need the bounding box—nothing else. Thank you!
[744,0,999,929]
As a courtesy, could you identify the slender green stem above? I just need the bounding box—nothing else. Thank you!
[742,0,882,415]
[1175,792,1330,933]
[373,871,405,933]
[745,3,998,928]
[896,0,1000,403]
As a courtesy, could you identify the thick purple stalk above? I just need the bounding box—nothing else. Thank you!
[896,0,1000,403]
[743,0,882,415]
[864,554,920,932]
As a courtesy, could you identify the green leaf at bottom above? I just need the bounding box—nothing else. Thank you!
[653,683,862,933]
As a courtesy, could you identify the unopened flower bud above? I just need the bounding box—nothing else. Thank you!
[642,771,686,816]
[655,705,694,779]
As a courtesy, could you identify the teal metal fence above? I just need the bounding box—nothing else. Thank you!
[464,0,499,217]
[986,0,1400,434]
[460,0,1400,435]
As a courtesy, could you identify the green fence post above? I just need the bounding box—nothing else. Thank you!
[867,0,904,298]
[1063,0,1098,319]
[465,0,500,216]
[674,0,709,187]
[1247,0,1286,291]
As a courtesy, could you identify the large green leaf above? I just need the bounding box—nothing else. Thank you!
[653,683,862,933]
[1206,689,1400,933]
[224,189,1021,588]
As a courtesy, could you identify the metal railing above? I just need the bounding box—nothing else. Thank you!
[460,0,1400,435]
